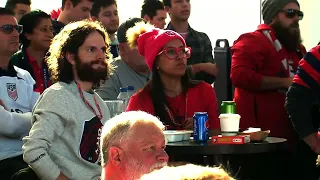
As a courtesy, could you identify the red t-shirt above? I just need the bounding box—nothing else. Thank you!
[126,82,220,130]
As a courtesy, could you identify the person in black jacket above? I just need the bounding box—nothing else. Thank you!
[10,10,53,94]
[285,45,320,179]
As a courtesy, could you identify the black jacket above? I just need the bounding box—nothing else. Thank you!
[52,20,65,35]
[285,84,320,139]
[10,48,51,88]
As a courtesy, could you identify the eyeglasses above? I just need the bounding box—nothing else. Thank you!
[279,9,304,20]
[0,24,23,34]
[158,47,191,59]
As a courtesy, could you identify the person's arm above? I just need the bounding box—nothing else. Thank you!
[286,46,320,153]
[23,90,69,180]
[186,33,217,84]
[21,68,40,108]
[126,91,155,117]
[231,34,292,90]
[285,85,320,148]
[30,90,40,109]
[126,93,147,112]
[0,106,32,138]
[95,72,121,100]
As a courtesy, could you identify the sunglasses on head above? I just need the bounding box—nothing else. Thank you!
[279,9,304,20]
[158,47,192,60]
[0,24,23,34]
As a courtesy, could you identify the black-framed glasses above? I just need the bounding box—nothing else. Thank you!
[279,9,304,20]
[0,24,23,34]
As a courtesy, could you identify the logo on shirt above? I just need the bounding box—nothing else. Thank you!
[6,83,18,101]
[80,116,103,163]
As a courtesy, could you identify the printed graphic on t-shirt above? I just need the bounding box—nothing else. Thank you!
[7,83,18,101]
[80,116,103,163]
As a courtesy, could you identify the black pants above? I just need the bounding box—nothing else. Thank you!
[289,139,318,180]
[0,155,28,180]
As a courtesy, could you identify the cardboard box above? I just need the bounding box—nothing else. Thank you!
[211,135,250,144]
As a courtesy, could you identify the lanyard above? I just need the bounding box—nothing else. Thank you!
[42,65,50,88]
[75,82,103,120]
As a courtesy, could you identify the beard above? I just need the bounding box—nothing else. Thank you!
[271,20,302,52]
[122,155,167,180]
[75,55,109,85]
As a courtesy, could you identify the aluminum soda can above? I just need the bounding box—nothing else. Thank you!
[221,101,236,114]
[193,112,209,142]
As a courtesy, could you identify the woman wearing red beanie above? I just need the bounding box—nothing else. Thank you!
[126,22,219,133]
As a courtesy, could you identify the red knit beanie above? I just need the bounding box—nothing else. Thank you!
[136,29,187,70]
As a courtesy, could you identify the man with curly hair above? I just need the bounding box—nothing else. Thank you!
[21,20,112,180]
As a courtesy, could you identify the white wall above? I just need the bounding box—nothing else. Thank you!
[0,0,262,48]
[299,0,319,50]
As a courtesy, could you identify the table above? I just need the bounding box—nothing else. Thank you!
[166,137,287,155]
[166,137,288,179]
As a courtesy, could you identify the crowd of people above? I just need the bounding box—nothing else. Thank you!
[0,0,319,179]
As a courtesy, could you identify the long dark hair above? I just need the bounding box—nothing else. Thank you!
[148,59,197,126]
[46,20,112,88]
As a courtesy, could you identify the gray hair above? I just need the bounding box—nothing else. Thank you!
[100,111,165,167]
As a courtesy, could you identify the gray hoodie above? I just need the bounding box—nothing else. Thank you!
[23,82,110,180]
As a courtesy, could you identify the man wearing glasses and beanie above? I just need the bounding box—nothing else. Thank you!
[0,8,40,179]
[231,0,307,179]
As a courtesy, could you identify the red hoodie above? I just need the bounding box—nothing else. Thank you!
[231,24,306,146]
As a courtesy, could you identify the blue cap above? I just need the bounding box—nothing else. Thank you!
[127,86,134,91]
[119,87,127,92]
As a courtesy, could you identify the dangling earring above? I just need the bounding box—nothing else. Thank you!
[156,66,160,70]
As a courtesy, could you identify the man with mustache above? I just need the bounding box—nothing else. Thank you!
[231,0,306,178]
[100,111,169,180]
[22,20,112,180]
[96,18,150,100]
[91,0,120,58]
[0,8,40,180]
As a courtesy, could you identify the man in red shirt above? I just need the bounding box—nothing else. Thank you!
[231,0,305,147]
[231,0,307,178]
